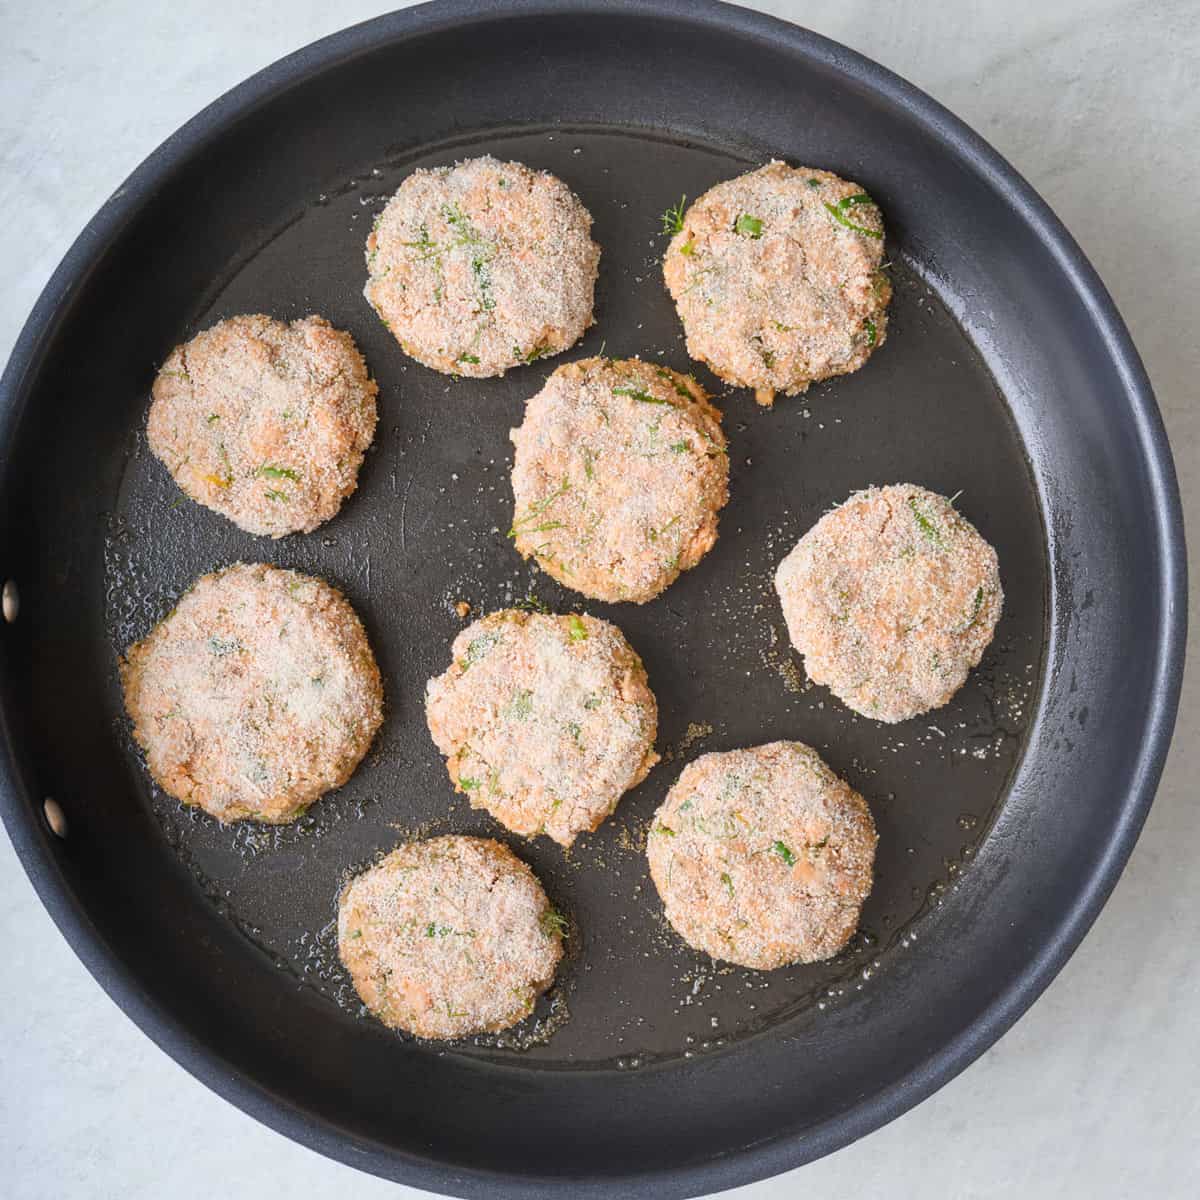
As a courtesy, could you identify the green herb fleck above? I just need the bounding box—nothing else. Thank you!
[679,238,696,256]
[721,871,734,898]
[907,496,943,546]
[510,477,570,538]
[863,317,877,347]
[258,465,299,481]
[734,213,763,238]
[655,367,695,399]
[648,514,680,543]
[400,223,439,259]
[654,823,677,837]
[206,413,220,425]
[264,489,288,502]
[348,929,362,940]
[824,193,883,239]
[613,385,668,405]
[505,689,533,721]
[441,202,495,310]
[458,353,480,365]
[540,907,568,938]
[209,442,234,489]
[568,614,588,642]
[772,840,797,866]
[669,440,692,454]
[807,177,822,188]
[439,203,470,239]
[661,195,687,236]
[471,257,495,309]
[582,693,601,710]
[458,776,481,791]
[460,630,500,669]
[959,586,986,632]
[515,341,549,364]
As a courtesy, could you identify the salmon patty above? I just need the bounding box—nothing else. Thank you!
[775,484,1003,723]
[364,156,599,377]
[647,742,876,969]
[663,162,890,406]
[426,609,659,846]
[148,314,378,536]
[338,836,564,1039]
[120,563,383,823]
[509,357,729,603]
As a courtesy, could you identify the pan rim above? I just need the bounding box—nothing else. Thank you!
[0,1,1185,1195]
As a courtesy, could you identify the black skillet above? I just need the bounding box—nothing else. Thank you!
[0,2,1185,1196]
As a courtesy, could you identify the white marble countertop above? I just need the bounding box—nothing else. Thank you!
[1,2,1196,1197]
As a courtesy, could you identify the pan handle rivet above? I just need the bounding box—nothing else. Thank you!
[43,797,68,838]
[2,580,18,624]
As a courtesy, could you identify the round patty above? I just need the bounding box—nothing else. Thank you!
[120,563,383,823]
[426,609,659,847]
[148,314,378,537]
[364,156,599,377]
[663,161,890,406]
[509,357,729,603]
[338,835,564,1039]
[647,741,876,969]
[775,484,1003,723]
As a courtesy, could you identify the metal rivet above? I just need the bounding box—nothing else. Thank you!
[2,580,17,624]
[43,797,68,838]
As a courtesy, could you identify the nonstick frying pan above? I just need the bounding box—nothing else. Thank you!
[0,2,1185,1196]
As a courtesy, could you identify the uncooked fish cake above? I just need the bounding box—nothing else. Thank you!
[426,609,659,846]
[148,314,378,536]
[337,835,565,1039]
[774,483,1003,723]
[647,741,877,969]
[119,563,383,823]
[364,156,599,377]
[509,357,729,603]
[663,161,890,405]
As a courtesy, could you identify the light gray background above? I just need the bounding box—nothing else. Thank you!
[1,1,1195,1197]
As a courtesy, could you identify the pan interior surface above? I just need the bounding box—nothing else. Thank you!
[103,124,1045,1068]
[0,4,1180,1197]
